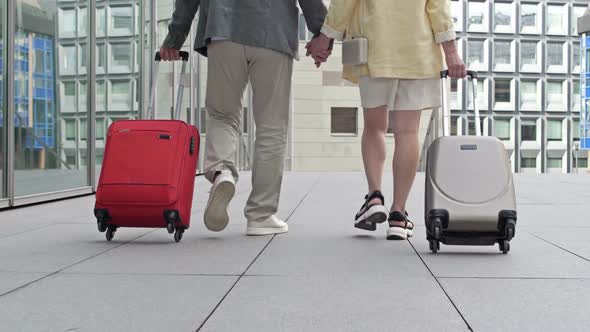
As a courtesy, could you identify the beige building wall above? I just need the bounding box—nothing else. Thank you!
[290,42,433,171]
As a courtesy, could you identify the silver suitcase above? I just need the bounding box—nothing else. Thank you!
[424,70,517,254]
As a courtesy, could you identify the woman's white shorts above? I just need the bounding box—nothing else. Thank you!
[359,76,442,111]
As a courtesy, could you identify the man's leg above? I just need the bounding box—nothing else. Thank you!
[203,41,249,232]
[243,45,293,235]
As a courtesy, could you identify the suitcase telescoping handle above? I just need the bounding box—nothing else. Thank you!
[147,51,190,121]
[440,70,479,137]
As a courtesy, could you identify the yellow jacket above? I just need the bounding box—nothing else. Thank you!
[321,0,456,82]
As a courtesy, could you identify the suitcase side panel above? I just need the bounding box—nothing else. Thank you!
[175,125,200,227]
[95,121,199,229]
[425,136,516,232]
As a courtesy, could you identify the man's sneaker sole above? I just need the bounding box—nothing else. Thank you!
[406,228,414,237]
[204,181,235,232]
[386,226,408,240]
[246,225,289,236]
[354,205,388,231]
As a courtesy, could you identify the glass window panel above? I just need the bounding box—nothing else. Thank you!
[80,119,87,141]
[520,41,538,66]
[547,82,562,103]
[97,44,106,69]
[547,120,563,141]
[96,118,106,140]
[59,8,76,36]
[468,1,487,32]
[520,4,538,33]
[13,0,89,197]
[61,46,76,73]
[331,107,358,134]
[467,40,485,68]
[111,6,133,32]
[521,121,537,141]
[80,44,87,69]
[573,157,588,168]
[521,157,537,168]
[79,81,87,111]
[111,43,131,67]
[495,79,511,103]
[494,3,513,33]
[97,7,106,36]
[110,80,131,109]
[546,5,566,35]
[79,7,88,36]
[65,120,76,141]
[495,119,511,140]
[547,158,562,168]
[573,120,581,140]
[547,43,564,66]
[199,108,207,134]
[494,40,511,66]
[64,82,76,96]
[573,43,580,70]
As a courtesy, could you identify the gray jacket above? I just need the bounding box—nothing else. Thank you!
[162,0,327,59]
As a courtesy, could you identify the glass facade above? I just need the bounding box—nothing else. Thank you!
[452,0,588,173]
[0,0,256,207]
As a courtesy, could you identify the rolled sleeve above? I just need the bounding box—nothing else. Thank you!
[426,0,456,44]
[434,29,457,43]
[320,24,345,40]
[322,0,358,41]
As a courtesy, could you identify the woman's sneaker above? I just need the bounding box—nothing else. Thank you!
[386,211,408,240]
[354,191,388,231]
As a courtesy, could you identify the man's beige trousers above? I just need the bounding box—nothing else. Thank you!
[204,41,293,223]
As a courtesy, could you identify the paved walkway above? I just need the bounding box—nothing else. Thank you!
[0,172,589,332]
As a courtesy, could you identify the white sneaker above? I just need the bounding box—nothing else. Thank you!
[246,215,288,236]
[203,171,236,232]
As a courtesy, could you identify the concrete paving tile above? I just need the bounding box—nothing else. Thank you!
[531,228,590,261]
[66,225,271,275]
[0,224,151,273]
[440,278,590,332]
[411,230,590,278]
[0,273,236,332]
[0,272,45,295]
[200,276,469,332]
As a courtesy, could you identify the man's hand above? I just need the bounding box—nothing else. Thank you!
[159,46,182,61]
[306,34,332,68]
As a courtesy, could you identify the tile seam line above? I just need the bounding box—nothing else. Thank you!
[530,233,590,263]
[0,230,158,298]
[0,224,55,240]
[408,239,474,332]
[195,175,321,332]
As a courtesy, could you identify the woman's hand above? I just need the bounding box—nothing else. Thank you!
[441,40,467,79]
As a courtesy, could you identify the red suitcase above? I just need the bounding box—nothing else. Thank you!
[94,51,199,242]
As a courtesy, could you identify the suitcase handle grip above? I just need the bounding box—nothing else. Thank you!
[154,51,189,62]
[440,70,477,79]
[439,70,480,137]
[148,51,190,120]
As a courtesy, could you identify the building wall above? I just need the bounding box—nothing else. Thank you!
[291,0,590,173]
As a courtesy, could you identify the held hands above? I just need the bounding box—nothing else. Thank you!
[306,34,333,68]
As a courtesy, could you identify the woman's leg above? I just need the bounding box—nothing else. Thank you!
[362,105,389,205]
[390,110,422,222]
